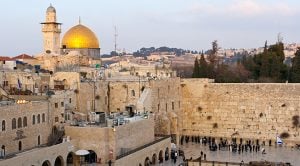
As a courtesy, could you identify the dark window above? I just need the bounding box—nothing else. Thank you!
[18,141,22,151]
[131,90,135,97]
[23,117,27,127]
[32,115,36,125]
[158,104,160,112]
[55,117,59,122]
[17,118,22,128]
[55,103,58,108]
[1,120,5,131]
[61,102,64,107]
[38,135,41,146]
[166,103,168,111]
[105,96,107,105]
[12,118,16,130]
[172,102,175,110]
[42,114,45,123]
[69,98,72,103]
[37,114,40,124]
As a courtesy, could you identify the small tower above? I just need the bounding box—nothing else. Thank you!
[41,4,61,54]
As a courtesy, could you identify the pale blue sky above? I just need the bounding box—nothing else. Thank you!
[0,0,299,56]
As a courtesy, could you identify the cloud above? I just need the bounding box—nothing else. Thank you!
[186,0,297,17]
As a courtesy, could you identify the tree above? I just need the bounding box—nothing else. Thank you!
[192,57,200,78]
[199,53,208,78]
[290,48,300,82]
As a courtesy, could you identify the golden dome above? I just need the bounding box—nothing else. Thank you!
[61,24,99,49]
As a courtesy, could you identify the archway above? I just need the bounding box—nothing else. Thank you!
[84,150,97,164]
[54,156,64,166]
[144,157,150,166]
[66,152,75,165]
[42,160,51,166]
[159,150,164,163]
[165,147,169,161]
[152,153,157,165]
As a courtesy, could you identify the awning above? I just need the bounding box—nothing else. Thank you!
[75,150,90,156]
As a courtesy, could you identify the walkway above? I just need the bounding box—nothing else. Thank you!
[179,142,300,165]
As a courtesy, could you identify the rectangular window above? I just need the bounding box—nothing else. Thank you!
[61,102,64,107]
[55,103,58,108]
[55,117,59,122]
[158,104,160,112]
[172,102,175,110]
[69,98,72,103]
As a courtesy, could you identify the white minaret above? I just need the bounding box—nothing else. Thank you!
[41,4,61,54]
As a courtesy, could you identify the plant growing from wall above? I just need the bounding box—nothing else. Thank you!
[280,132,290,139]
[259,113,264,118]
[74,89,79,94]
[213,123,218,128]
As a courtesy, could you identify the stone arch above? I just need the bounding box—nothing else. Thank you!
[54,156,64,166]
[42,160,51,166]
[66,152,75,165]
[152,153,157,165]
[84,150,97,164]
[165,147,169,161]
[144,157,150,166]
[159,150,164,163]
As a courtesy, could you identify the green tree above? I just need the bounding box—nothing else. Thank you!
[192,57,200,78]
[290,48,300,82]
[199,53,208,78]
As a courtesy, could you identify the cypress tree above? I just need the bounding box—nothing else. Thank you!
[199,53,208,78]
[192,57,200,78]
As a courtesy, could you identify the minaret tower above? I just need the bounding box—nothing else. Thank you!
[41,4,61,54]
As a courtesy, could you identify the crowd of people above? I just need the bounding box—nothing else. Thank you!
[180,135,268,155]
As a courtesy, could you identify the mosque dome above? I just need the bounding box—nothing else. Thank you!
[61,24,99,49]
[47,4,56,13]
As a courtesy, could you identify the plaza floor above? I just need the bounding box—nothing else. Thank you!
[177,142,300,165]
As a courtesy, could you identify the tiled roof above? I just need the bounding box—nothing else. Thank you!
[0,56,12,61]
[11,54,35,60]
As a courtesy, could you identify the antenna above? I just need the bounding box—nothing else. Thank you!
[114,26,118,54]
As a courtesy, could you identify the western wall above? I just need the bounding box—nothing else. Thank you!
[180,79,300,145]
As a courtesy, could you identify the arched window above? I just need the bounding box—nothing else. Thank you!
[1,145,5,157]
[1,120,5,131]
[18,141,22,151]
[38,135,41,146]
[42,114,45,123]
[32,115,36,125]
[12,118,16,130]
[23,117,27,127]
[37,114,41,124]
[131,90,135,97]
[17,118,22,128]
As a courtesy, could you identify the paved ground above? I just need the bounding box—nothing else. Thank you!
[177,142,300,165]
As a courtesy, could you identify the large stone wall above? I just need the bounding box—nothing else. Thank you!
[181,79,300,145]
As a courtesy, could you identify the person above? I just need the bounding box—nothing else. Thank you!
[261,148,266,154]
[204,154,206,160]
[108,160,112,166]
[174,151,178,163]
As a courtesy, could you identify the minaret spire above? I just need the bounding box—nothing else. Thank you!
[79,16,81,24]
